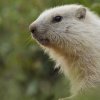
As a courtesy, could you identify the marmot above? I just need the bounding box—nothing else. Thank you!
[29,4,100,100]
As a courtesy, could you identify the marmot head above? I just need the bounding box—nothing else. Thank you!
[29,4,91,54]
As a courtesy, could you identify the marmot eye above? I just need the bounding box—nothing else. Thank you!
[52,16,63,23]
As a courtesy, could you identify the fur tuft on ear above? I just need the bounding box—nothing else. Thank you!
[76,7,86,19]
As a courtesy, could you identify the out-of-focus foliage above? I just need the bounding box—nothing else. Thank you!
[0,0,100,100]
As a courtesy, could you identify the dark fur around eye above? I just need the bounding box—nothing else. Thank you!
[52,16,63,23]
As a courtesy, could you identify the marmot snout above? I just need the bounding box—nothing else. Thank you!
[29,4,100,99]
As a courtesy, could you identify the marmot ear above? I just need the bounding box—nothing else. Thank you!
[75,7,86,19]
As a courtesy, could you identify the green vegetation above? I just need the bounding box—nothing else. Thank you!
[0,0,100,100]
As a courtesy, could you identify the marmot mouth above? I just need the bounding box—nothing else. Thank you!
[32,34,50,46]
[37,38,50,45]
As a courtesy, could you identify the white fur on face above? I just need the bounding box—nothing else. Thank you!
[32,4,100,53]
[32,5,81,47]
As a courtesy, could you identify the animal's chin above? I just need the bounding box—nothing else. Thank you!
[32,34,50,46]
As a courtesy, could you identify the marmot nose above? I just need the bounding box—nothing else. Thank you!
[29,24,37,34]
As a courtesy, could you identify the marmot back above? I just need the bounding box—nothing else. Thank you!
[29,4,100,100]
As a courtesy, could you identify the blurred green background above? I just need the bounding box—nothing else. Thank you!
[0,0,100,100]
